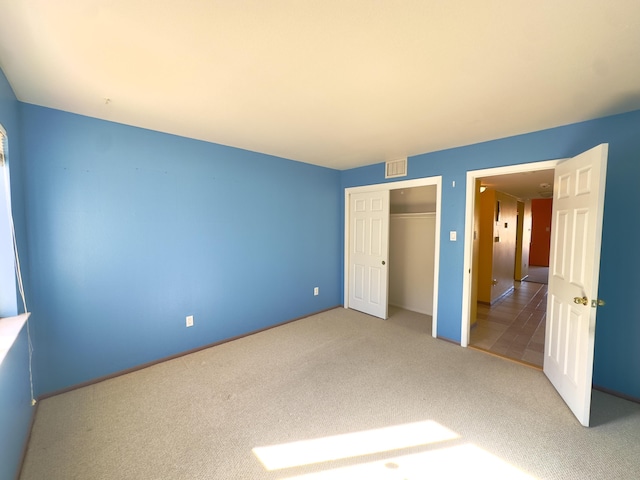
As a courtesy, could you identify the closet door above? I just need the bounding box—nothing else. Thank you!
[348,190,389,319]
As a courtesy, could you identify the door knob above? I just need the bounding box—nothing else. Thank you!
[382,260,386,265]
[573,296,588,306]
[591,299,606,307]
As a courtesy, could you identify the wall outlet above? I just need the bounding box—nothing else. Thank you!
[314,287,319,296]
[186,315,194,327]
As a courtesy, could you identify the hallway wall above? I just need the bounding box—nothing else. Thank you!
[529,198,553,266]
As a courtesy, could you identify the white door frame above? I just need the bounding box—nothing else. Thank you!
[344,176,442,338]
[461,160,561,347]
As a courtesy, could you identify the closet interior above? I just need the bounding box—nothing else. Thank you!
[388,186,437,316]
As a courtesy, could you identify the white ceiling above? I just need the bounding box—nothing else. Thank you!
[1,1,640,170]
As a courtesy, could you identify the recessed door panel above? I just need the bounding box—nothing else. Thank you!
[552,210,568,280]
[355,218,366,254]
[370,218,383,256]
[570,208,589,288]
[564,307,584,386]
[547,294,563,366]
[369,267,381,305]
[575,167,592,196]
[557,173,571,199]
[353,264,365,301]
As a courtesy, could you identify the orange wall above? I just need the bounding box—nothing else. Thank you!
[478,189,517,304]
[529,198,552,266]
[470,179,481,325]
[491,191,517,302]
[514,201,529,281]
[477,189,496,303]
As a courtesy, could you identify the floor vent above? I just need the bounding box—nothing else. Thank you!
[385,158,407,179]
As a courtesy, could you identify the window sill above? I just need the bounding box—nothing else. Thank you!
[0,312,30,367]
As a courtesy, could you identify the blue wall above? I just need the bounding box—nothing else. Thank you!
[342,109,640,399]
[0,327,33,480]
[0,68,33,480]
[21,105,342,396]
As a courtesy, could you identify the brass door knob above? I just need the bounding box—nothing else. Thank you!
[591,299,606,307]
[573,296,588,306]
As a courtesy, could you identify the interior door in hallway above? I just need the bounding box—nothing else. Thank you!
[544,143,608,427]
[348,190,389,319]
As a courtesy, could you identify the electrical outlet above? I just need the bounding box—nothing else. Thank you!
[186,315,194,327]
[314,287,319,296]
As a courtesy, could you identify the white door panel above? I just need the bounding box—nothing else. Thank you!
[544,143,608,427]
[349,190,389,319]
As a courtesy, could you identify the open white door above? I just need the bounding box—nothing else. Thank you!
[348,190,389,319]
[544,143,608,427]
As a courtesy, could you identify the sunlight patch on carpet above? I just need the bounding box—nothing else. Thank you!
[253,420,459,471]
[277,443,536,480]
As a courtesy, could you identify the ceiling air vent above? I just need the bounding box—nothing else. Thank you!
[385,157,407,179]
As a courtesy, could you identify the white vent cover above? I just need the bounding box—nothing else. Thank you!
[385,157,407,178]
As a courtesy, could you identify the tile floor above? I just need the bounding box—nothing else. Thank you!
[470,281,547,368]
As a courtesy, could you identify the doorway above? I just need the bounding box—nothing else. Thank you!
[461,160,560,349]
[454,145,608,426]
[467,169,554,367]
[344,176,442,337]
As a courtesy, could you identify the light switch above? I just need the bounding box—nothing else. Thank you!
[450,231,457,241]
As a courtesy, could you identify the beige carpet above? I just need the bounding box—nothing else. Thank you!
[20,307,640,479]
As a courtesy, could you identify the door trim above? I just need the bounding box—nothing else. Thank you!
[344,176,442,338]
[461,160,561,347]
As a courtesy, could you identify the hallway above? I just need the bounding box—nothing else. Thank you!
[470,281,547,368]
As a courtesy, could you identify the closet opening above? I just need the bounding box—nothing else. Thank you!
[344,176,441,338]
[388,186,437,323]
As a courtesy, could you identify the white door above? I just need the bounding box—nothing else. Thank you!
[544,143,608,427]
[348,190,389,319]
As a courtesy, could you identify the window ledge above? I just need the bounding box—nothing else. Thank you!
[0,312,30,367]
